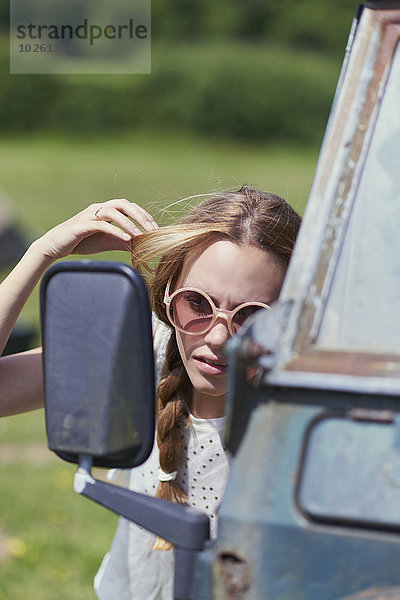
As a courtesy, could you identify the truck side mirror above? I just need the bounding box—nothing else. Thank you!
[40,261,210,600]
[40,261,155,469]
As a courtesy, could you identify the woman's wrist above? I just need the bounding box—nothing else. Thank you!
[0,239,55,355]
[28,236,61,267]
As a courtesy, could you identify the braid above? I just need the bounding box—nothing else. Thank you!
[153,331,190,550]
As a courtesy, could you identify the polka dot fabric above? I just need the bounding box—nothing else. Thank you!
[178,414,230,536]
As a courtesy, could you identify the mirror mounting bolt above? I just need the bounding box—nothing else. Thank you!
[74,455,95,494]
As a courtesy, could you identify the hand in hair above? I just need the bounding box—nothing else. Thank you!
[0,198,158,416]
[38,198,158,261]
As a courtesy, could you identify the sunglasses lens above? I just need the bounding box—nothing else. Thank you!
[232,305,265,332]
[170,290,213,334]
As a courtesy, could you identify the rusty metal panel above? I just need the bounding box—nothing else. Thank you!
[213,402,400,600]
[316,40,400,354]
[334,586,400,600]
[297,415,400,528]
[265,4,400,390]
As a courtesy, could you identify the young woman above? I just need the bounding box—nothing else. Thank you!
[96,186,301,599]
[0,186,301,599]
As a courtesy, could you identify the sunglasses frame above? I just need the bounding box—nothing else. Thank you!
[163,279,271,336]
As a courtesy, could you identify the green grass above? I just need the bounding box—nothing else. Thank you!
[0,408,45,443]
[0,132,318,332]
[0,132,320,599]
[0,410,117,600]
[0,460,117,600]
[0,132,315,229]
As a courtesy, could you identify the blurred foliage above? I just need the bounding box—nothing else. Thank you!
[149,0,356,54]
[0,42,340,144]
[2,0,357,54]
[0,0,357,143]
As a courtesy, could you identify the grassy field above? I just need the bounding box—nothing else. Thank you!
[0,133,320,599]
[0,132,318,328]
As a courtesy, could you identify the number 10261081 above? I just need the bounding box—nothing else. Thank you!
[18,43,56,52]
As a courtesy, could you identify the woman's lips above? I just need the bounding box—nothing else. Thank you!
[194,356,228,375]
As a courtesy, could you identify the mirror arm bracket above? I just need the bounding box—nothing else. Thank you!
[74,456,210,600]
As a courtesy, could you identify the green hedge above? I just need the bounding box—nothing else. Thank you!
[0,0,356,54]
[0,42,341,144]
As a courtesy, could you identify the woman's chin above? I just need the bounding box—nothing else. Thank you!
[191,373,228,399]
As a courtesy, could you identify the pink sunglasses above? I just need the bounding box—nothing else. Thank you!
[163,279,271,336]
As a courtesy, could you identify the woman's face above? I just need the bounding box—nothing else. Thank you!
[173,240,286,418]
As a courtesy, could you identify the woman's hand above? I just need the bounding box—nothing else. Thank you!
[39,198,159,261]
[0,198,159,415]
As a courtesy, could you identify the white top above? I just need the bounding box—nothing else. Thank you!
[94,317,231,600]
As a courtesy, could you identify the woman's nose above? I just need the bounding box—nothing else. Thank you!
[204,317,231,347]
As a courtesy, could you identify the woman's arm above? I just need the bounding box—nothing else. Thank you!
[0,347,43,417]
[0,199,158,417]
[0,238,54,357]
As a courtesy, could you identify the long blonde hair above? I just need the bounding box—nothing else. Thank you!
[131,186,301,546]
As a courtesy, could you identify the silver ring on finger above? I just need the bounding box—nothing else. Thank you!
[94,207,103,220]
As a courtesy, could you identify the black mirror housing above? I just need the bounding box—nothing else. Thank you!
[40,261,155,469]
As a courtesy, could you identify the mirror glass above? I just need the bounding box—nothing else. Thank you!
[41,261,155,468]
